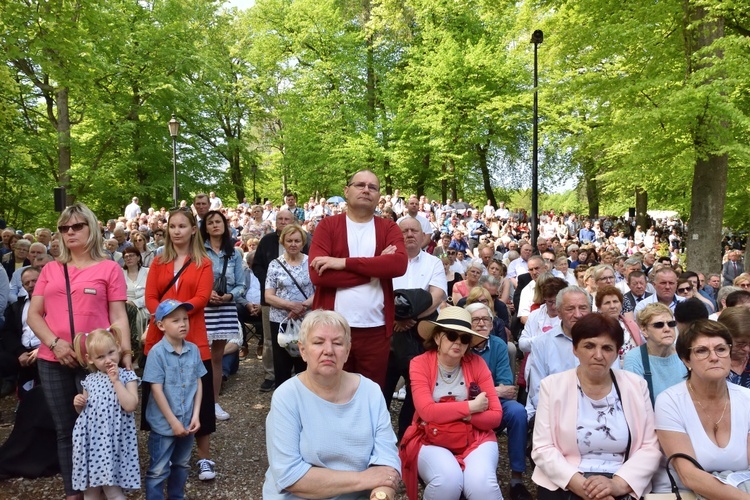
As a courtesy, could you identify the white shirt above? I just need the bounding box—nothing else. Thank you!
[526,326,579,421]
[393,251,447,297]
[209,196,222,210]
[21,300,40,350]
[124,202,141,220]
[334,217,384,327]
[507,257,529,279]
[518,280,536,319]
[518,304,560,354]
[633,293,684,316]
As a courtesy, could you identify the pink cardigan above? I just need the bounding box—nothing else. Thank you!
[531,369,661,498]
[399,351,502,499]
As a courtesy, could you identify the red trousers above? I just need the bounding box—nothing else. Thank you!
[343,325,390,390]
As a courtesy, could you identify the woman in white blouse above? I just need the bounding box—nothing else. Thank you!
[122,246,149,349]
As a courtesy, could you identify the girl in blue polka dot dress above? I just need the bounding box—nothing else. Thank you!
[71,327,141,499]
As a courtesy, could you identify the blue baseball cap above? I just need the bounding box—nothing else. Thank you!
[155,299,194,322]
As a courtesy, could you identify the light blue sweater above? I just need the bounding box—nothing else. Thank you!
[263,375,400,499]
[623,348,687,404]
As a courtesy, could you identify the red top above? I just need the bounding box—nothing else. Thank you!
[308,214,407,331]
[143,256,213,360]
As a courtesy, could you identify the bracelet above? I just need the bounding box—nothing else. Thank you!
[121,350,133,357]
[49,337,60,351]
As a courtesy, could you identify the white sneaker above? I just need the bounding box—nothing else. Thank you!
[397,387,407,401]
[215,403,230,421]
[197,458,216,481]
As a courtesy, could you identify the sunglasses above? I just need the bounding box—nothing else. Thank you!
[58,222,88,233]
[650,320,677,329]
[447,250,456,255]
[442,330,473,345]
[677,287,693,293]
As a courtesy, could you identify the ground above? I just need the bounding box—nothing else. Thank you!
[0,355,535,499]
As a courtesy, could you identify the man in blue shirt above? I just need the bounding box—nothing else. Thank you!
[577,221,595,244]
[468,302,531,500]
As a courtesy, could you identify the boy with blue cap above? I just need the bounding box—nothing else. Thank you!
[143,299,206,499]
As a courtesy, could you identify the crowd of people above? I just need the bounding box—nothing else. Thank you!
[1,175,750,499]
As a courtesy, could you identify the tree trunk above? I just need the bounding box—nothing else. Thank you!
[441,161,447,203]
[56,87,73,205]
[684,5,728,275]
[476,141,496,208]
[448,157,457,201]
[635,187,648,231]
[582,158,599,218]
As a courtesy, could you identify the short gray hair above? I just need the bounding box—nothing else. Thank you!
[299,310,351,347]
[556,285,590,310]
[465,302,493,318]
[479,275,502,288]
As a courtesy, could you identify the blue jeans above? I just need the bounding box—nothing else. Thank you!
[498,398,528,474]
[146,432,194,500]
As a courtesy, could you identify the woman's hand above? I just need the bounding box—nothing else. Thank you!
[287,302,306,319]
[52,340,79,368]
[468,392,488,413]
[582,474,631,500]
[209,290,224,305]
[360,465,400,492]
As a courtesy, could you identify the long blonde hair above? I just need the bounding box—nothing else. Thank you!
[160,208,207,267]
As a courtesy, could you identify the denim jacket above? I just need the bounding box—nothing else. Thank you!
[204,242,245,303]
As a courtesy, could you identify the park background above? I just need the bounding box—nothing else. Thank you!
[0,0,748,273]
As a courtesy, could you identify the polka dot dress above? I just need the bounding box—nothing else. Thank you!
[72,368,141,491]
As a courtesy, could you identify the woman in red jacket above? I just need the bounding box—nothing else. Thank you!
[142,207,217,481]
[399,306,503,500]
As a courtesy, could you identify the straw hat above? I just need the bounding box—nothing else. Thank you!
[417,306,488,348]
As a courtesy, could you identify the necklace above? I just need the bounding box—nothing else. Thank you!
[688,381,729,432]
[437,361,460,384]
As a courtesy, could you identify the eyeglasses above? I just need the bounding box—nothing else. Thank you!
[58,222,88,233]
[649,320,677,329]
[442,330,473,345]
[347,182,380,192]
[596,275,615,282]
[677,286,693,294]
[689,343,731,360]
[471,316,492,325]
[123,253,138,258]
[739,283,750,289]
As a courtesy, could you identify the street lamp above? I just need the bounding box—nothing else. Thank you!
[168,114,180,208]
[530,30,543,249]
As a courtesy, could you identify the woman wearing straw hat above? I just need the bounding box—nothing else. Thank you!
[399,306,503,500]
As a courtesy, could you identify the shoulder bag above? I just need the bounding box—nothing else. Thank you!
[274,257,308,358]
[213,255,228,295]
[159,258,191,301]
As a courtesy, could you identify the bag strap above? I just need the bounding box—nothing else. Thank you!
[666,453,704,499]
[640,344,656,408]
[610,369,632,463]
[160,258,191,300]
[275,257,308,299]
[63,264,75,338]
[220,255,228,280]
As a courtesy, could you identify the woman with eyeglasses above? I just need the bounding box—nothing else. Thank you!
[590,264,616,311]
[655,319,750,499]
[399,307,502,499]
[128,230,154,268]
[451,259,483,305]
[733,273,750,290]
[122,246,150,356]
[27,203,131,500]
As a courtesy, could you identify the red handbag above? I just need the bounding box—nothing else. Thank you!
[420,420,473,454]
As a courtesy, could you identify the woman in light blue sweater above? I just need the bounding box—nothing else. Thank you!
[624,302,687,406]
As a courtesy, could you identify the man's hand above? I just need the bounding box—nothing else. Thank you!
[310,256,346,275]
[496,384,518,400]
[393,319,416,332]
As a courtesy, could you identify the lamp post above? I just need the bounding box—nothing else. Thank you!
[168,114,180,208]
[530,30,543,249]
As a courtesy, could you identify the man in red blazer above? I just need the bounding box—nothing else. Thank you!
[309,170,408,390]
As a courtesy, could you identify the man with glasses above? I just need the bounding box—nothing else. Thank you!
[309,170,407,391]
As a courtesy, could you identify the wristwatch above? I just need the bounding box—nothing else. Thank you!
[373,492,388,500]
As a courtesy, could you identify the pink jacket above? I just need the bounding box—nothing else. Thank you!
[531,369,661,498]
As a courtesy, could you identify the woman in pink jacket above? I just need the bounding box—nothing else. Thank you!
[531,313,661,500]
[399,307,502,500]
